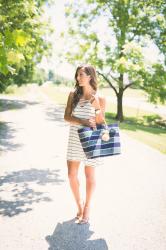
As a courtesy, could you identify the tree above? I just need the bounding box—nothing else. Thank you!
[48,69,55,81]
[63,0,166,121]
[0,0,52,91]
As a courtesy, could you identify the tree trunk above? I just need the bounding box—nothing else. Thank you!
[115,89,124,122]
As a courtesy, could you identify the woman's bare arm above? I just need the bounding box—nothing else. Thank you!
[91,95,106,124]
[64,92,92,126]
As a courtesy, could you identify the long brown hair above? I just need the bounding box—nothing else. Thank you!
[72,64,98,110]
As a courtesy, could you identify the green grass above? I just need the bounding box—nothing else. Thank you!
[121,124,166,154]
[40,84,69,104]
[105,112,166,154]
[106,101,165,121]
[4,84,31,95]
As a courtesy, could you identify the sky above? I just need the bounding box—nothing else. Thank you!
[38,0,75,79]
[38,0,162,79]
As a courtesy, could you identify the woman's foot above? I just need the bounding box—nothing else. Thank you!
[75,201,84,220]
[78,205,90,224]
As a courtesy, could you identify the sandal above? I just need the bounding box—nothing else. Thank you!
[78,205,90,224]
[75,202,84,220]
[78,217,89,224]
[75,212,82,220]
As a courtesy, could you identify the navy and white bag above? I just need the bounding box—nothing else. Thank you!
[78,123,121,159]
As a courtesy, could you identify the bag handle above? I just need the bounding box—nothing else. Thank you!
[95,109,120,131]
[94,107,108,129]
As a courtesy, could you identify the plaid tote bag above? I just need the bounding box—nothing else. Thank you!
[78,123,121,159]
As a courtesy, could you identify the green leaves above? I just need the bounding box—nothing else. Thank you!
[3,29,30,49]
[7,50,25,64]
[0,0,52,91]
[64,0,165,104]
[141,64,166,104]
[13,30,30,47]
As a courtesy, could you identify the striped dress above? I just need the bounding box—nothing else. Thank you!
[66,99,101,167]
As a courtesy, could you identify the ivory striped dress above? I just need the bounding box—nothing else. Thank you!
[67,99,101,167]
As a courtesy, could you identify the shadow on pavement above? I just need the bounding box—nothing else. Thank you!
[0,98,39,112]
[0,98,40,153]
[0,168,65,217]
[0,121,23,152]
[46,219,108,250]
[45,104,67,126]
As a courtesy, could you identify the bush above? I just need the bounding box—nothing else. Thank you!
[4,85,18,94]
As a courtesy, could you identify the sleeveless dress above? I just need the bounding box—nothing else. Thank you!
[66,99,101,167]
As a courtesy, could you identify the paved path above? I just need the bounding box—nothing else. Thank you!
[0,94,166,250]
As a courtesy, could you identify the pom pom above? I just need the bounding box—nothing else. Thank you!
[101,132,110,141]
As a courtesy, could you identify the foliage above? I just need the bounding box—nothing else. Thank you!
[0,0,52,91]
[63,0,166,121]
[32,67,48,85]
[53,73,74,86]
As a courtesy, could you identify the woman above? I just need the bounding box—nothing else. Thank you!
[64,64,106,224]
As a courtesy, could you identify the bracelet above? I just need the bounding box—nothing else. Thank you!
[95,109,101,115]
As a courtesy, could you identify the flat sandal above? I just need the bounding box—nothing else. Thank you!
[78,217,89,224]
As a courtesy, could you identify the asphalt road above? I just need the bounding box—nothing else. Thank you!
[0,95,166,250]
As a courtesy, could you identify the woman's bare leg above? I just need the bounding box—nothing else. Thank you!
[67,160,83,217]
[82,166,96,221]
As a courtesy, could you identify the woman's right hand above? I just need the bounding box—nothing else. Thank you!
[82,117,96,129]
